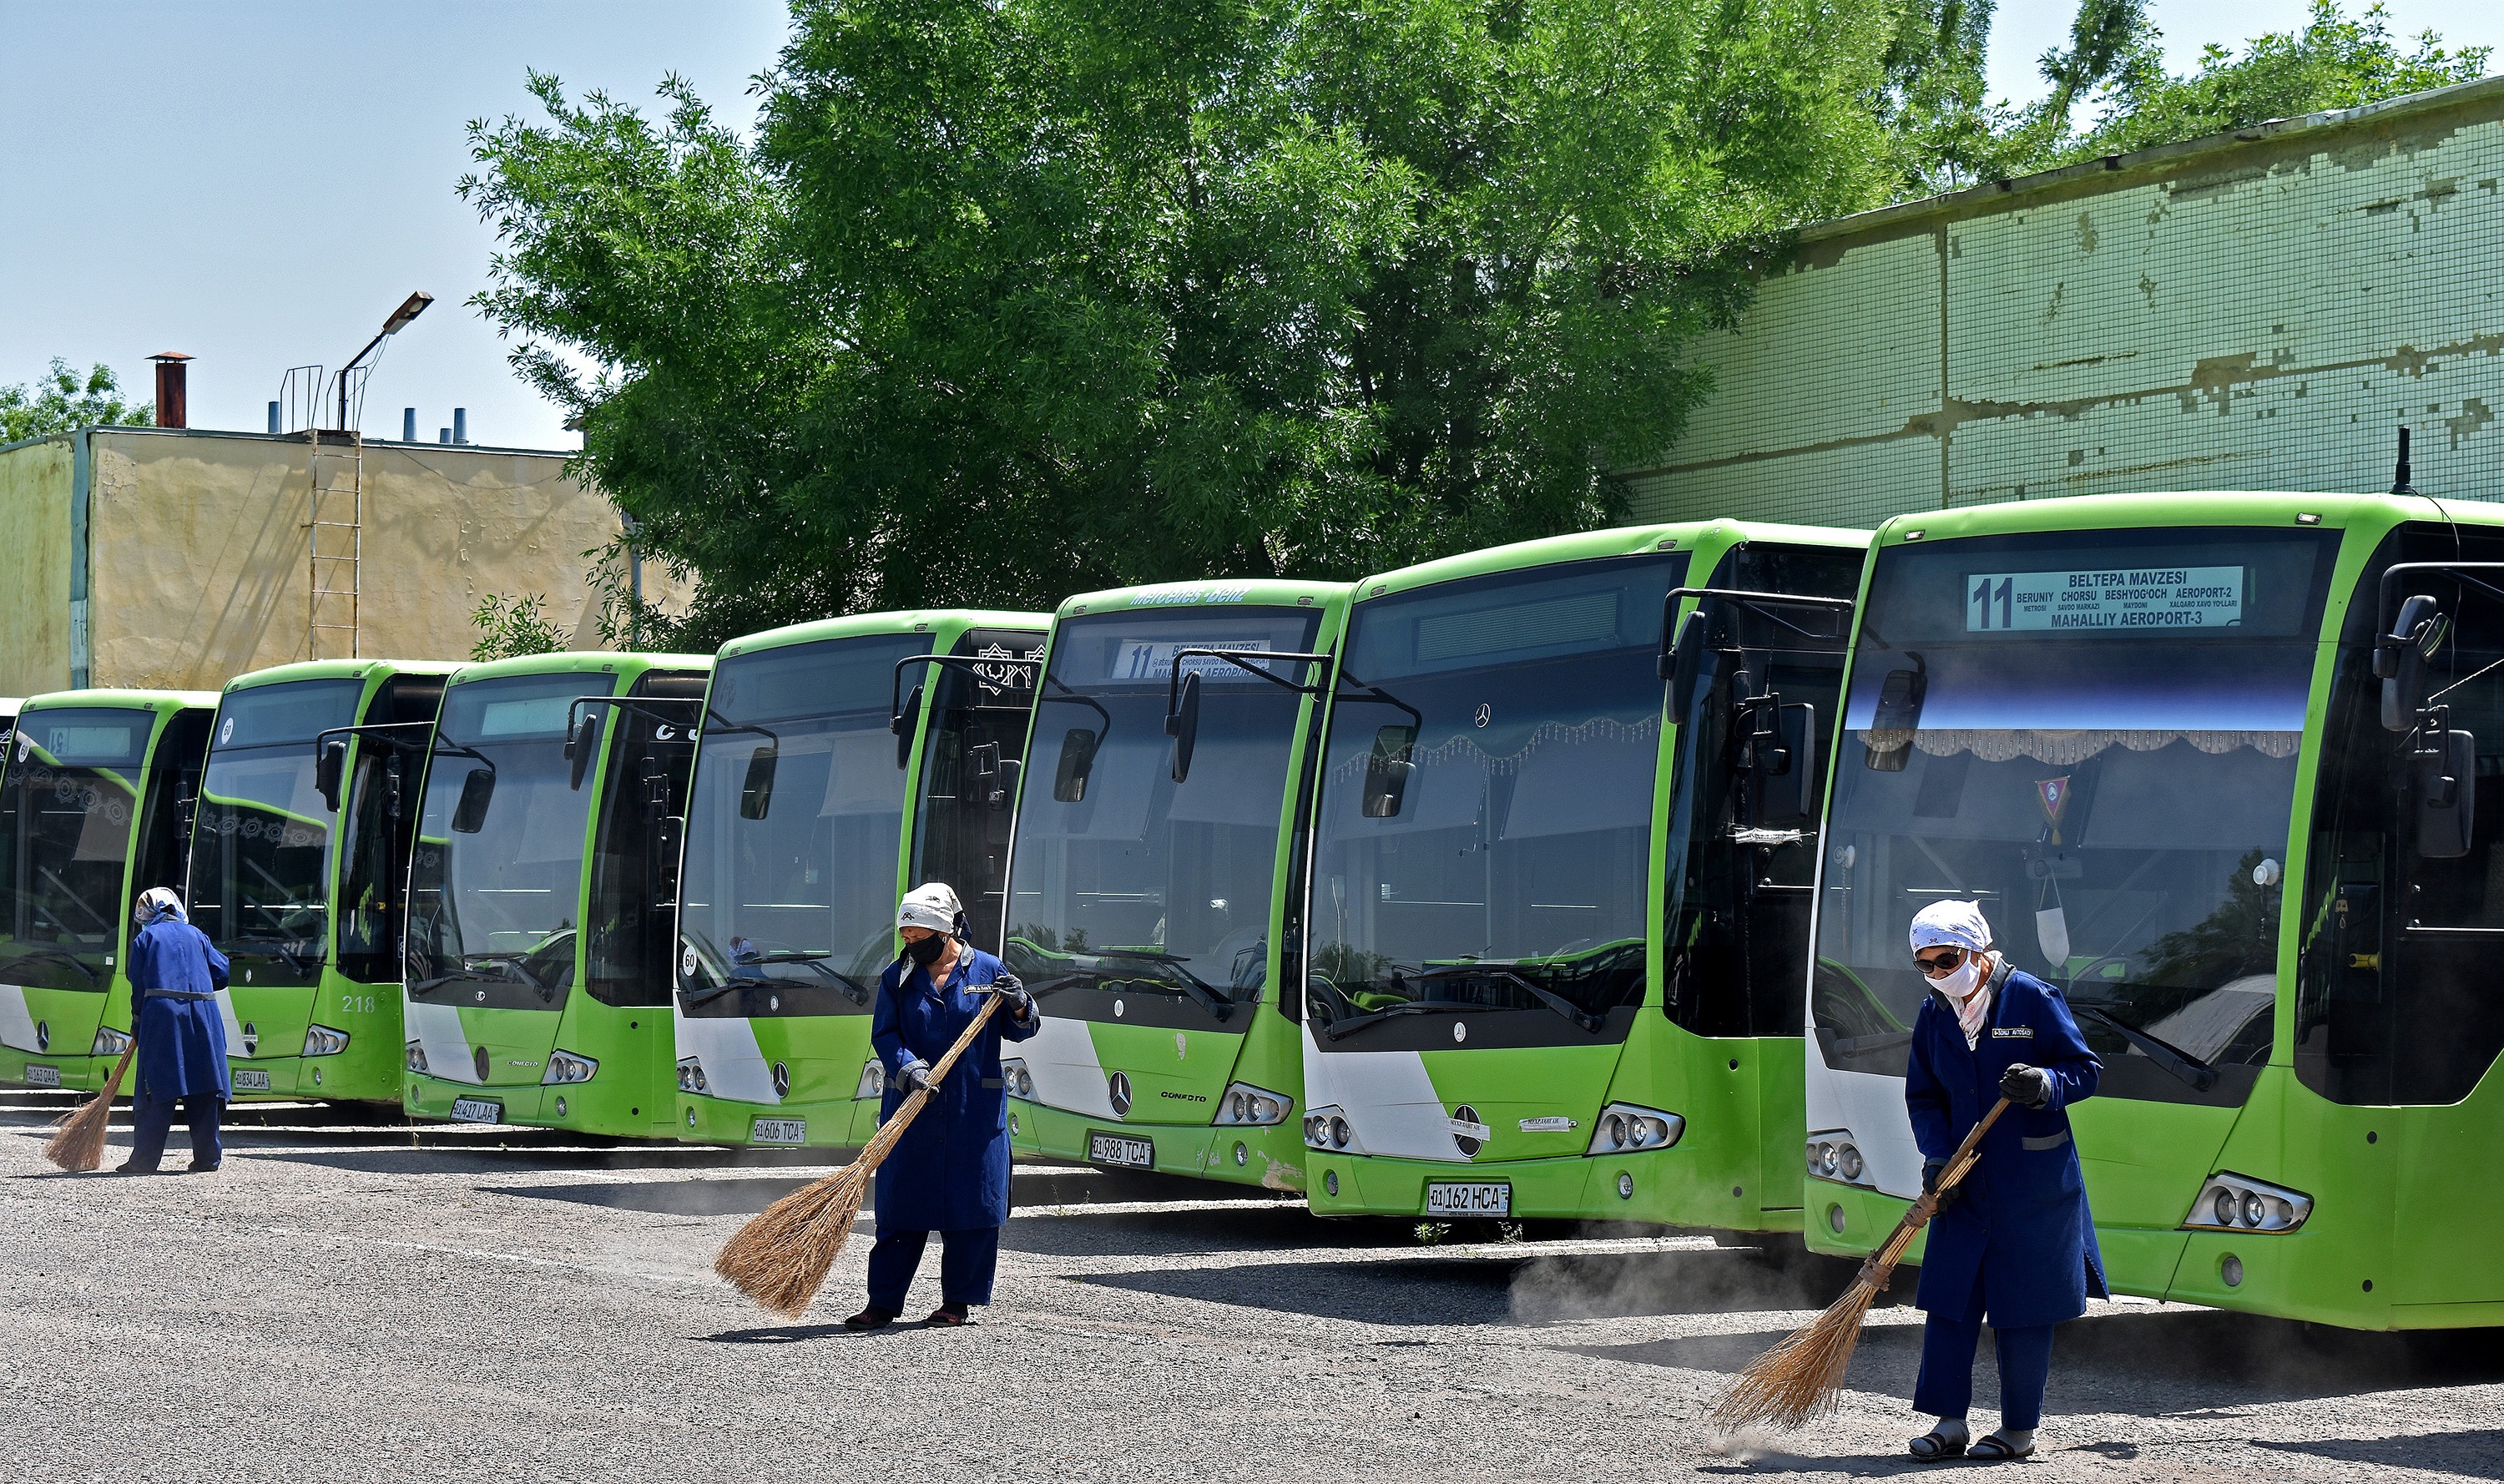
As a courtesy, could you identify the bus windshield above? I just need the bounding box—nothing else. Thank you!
[1005,606,1325,1030]
[406,674,600,1011]
[0,709,151,992]
[1305,554,1685,1044]
[189,679,364,987]
[678,634,929,1018]
[1814,526,2337,1103]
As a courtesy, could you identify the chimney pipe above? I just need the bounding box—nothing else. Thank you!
[438,427,451,444]
[149,352,194,429]
[403,407,417,442]
[268,401,281,434]
[452,407,468,445]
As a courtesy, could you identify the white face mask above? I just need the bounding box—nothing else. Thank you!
[1936,955,1985,1001]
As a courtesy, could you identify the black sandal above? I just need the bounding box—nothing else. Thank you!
[925,1303,970,1326]
[1908,1430,1968,1461]
[1971,1434,2035,1461]
[841,1307,896,1331]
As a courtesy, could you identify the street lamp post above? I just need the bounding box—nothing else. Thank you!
[335,291,434,431]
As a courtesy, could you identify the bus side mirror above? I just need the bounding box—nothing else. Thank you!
[1361,724,1417,818]
[1863,664,1926,772]
[315,737,349,814]
[451,768,496,834]
[1754,703,1818,825]
[567,712,602,791]
[2416,729,2476,858]
[1053,728,1099,802]
[1666,611,1709,718]
[739,745,777,820]
[893,684,923,770]
[1167,671,1203,784]
[2379,594,2446,733]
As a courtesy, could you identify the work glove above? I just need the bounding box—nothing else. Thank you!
[1921,1157,1961,1211]
[2000,1063,2054,1109]
[897,1061,933,1093]
[993,974,1035,1022]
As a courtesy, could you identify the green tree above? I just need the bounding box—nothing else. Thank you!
[466,0,1895,644]
[469,592,568,660]
[0,359,153,444]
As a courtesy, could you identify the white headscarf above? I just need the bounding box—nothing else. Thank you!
[1911,899,1995,1049]
[134,886,187,927]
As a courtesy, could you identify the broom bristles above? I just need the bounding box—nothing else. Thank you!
[1709,1273,1886,1433]
[44,1044,136,1173]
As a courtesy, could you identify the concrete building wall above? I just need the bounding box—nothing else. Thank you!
[0,427,691,694]
[0,437,74,694]
[1622,77,2504,528]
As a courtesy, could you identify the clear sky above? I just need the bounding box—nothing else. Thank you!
[3,0,2496,453]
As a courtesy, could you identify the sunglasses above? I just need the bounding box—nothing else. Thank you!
[1913,947,1968,977]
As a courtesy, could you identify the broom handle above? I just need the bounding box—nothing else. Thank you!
[1868,1097,2012,1270]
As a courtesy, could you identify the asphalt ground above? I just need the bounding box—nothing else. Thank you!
[3,1099,2498,1482]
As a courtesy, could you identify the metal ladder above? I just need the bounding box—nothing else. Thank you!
[308,427,363,659]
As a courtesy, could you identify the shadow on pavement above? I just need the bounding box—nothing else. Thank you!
[487,1165,1286,1217]
[2254,1428,2504,1479]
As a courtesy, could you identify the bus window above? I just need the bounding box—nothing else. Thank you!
[2298,524,2504,1106]
[910,628,1042,952]
[584,671,705,1008]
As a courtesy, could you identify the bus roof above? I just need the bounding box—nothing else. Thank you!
[1053,577,1350,618]
[715,609,1048,662]
[220,658,465,694]
[1348,519,1870,603]
[18,688,220,714]
[1869,490,2504,546]
[444,650,713,687]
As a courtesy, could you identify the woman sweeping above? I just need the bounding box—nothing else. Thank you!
[120,887,231,1174]
[1901,900,2104,1462]
[845,883,1039,1330]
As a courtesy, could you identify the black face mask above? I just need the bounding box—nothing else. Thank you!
[905,933,951,967]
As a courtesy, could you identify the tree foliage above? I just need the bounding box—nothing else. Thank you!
[465,0,1895,644]
[0,360,153,445]
[469,592,568,660]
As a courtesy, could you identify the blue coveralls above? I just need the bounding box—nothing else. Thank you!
[126,917,232,1171]
[1906,959,2105,1431]
[866,946,1039,1312]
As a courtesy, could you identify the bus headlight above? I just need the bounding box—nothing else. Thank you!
[89,1027,134,1057]
[301,1025,350,1057]
[856,1060,886,1099]
[404,1042,428,1074]
[1213,1081,1291,1127]
[1000,1057,1036,1100]
[2183,1172,2310,1233]
[1805,1129,1875,1188]
[1304,1105,1361,1153]
[1587,1103,1683,1155]
[676,1057,709,1094]
[543,1049,598,1085]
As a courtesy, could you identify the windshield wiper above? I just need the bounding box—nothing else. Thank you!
[230,934,324,974]
[1401,963,1607,1035]
[1083,949,1234,1022]
[4,946,102,984]
[1320,999,1503,1041]
[2070,1003,2219,1092]
[691,950,874,1007]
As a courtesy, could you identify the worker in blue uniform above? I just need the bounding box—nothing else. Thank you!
[846,882,1040,1330]
[1901,899,2104,1463]
[119,887,232,1175]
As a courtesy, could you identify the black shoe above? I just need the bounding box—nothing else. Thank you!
[842,1307,897,1331]
[114,1161,159,1176]
[184,1163,221,1174]
[926,1303,970,1326]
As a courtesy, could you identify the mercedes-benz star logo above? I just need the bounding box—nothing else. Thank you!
[772,1061,790,1098]
[1108,1071,1133,1118]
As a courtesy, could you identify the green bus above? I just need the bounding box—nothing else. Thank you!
[1803,489,2504,1329]
[674,611,1046,1149]
[187,660,455,1103]
[1001,580,1350,1187]
[401,650,709,1134]
[0,689,217,1092]
[1298,522,1867,1229]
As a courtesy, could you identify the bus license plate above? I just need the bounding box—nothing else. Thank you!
[23,1063,59,1088]
[233,1068,272,1092]
[750,1117,806,1146]
[447,1097,503,1124]
[1426,1181,1511,1217]
[1088,1133,1154,1169]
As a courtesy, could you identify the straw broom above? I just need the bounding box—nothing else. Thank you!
[44,1042,138,1173]
[714,992,1007,1319]
[1709,1097,2012,1434]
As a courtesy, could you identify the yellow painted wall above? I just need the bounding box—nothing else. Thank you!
[65,429,686,692]
[0,437,75,695]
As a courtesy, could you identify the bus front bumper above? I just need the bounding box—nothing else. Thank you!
[1015,1099,1305,1190]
